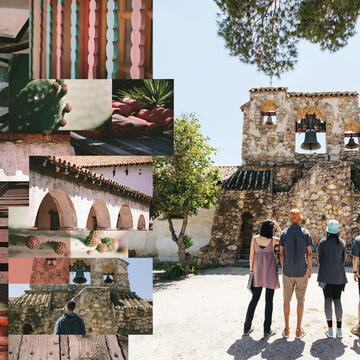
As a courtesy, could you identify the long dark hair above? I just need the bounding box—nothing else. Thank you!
[327,232,340,244]
[260,219,274,239]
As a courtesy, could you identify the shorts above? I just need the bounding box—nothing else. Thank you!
[283,273,308,303]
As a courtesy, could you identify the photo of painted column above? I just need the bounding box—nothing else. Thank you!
[30,0,153,79]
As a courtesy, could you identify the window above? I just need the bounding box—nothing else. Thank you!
[260,99,277,125]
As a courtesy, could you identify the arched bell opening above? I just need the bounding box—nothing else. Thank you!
[261,99,277,125]
[295,113,326,154]
[344,131,359,151]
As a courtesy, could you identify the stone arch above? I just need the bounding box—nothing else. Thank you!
[117,205,133,230]
[137,214,146,230]
[344,120,360,133]
[35,189,77,230]
[22,323,33,334]
[261,99,276,112]
[296,105,325,122]
[86,199,111,230]
[239,212,254,258]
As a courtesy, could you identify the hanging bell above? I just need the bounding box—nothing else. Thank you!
[345,134,359,150]
[104,274,113,284]
[265,115,273,125]
[73,268,87,284]
[301,129,321,151]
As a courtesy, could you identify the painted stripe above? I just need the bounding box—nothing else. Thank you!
[70,0,79,78]
[105,0,118,79]
[29,1,34,78]
[46,0,53,78]
[56,0,64,78]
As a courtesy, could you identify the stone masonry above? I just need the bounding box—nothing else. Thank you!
[198,87,360,266]
[8,258,152,335]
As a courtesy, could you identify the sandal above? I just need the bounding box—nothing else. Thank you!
[243,328,254,336]
[282,328,290,338]
[295,328,306,339]
[264,329,276,338]
[351,326,360,337]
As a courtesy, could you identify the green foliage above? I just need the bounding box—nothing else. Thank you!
[10,79,70,132]
[183,234,193,250]
[101,237,115,252]
[160,261,196,280]
[116,79,174,108]
[151,114,220,219]
[215,0,360,78]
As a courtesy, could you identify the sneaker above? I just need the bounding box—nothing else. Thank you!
[282,328,290,338]
[325,329,333,338]
[336,329,343,338]
[351,326,360,337]
[264,329,276,338]
[295,328,306,339]
[243,328,254,336]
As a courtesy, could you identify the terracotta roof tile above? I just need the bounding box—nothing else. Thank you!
[287,91,358,97]
[111,293,153,310]
[58,156,153,167]
[222,169,272,190]
[9,293,51,307]
[31,156,152,203]
[250,87,288,93]
[215,166,240,183]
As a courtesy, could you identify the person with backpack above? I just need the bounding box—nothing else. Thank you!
[317,220,347,338]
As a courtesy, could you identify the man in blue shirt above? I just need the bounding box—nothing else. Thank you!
[279,209,312,339]
[54,301,86,335]
[351,235,360,336]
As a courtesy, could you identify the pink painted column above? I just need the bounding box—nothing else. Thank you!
[32,0,42,78]
[130,0,146,79]
[87,0,100,79]
[56,0,64,77]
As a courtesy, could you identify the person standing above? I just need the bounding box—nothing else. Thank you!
[54,301,86,335]
[244,219,281,337]
[279,209,312,339]
[351,234,360,336]
[317,220,347,338]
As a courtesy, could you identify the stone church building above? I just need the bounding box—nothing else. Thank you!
[198,87,360,266]
[9,258,152,335]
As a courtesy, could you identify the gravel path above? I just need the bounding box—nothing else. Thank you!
[129,267,360,359]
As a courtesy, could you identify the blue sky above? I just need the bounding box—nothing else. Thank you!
[154,0,360,165]
[9,258,153,299]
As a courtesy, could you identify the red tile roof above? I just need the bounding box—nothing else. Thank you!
[59,156,153,167]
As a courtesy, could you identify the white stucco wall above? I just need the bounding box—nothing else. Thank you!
[128,207,215,261]
[29,171,150,230]
[0,141,70,181]
[87,164,153,196]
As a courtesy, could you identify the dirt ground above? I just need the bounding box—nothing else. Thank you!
[129,267,360,360]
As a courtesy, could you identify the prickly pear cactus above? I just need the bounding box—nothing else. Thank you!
[25,235,40,249]
[101,237,115,251]
[96,242,108,253]
[85,233,101,247]
[53,241,69,256]
[10,79,71,132]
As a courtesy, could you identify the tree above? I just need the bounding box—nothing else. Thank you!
[215,0,360,78]
[152,114,220,264]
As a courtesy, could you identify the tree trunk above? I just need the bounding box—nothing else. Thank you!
[167,213,188,265]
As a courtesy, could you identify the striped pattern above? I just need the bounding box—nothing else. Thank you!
[222,170,272,190]
[30,0,152,78]
[9,293,51,307]
[111,293,152,309]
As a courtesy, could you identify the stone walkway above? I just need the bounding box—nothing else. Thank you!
[129,267,360,360]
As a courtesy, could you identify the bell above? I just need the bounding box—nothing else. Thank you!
[73,268,87,284]
[104,274,113,284]
[265,115,273,125]
[345,135,359,150]
[301,129,321,151]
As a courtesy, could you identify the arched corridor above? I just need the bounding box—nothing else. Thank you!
[35,189,77,230]
[137,214,146,230]
[117,205,133,230]
[86,199,111,230]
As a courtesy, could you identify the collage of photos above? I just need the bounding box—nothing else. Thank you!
[2,1,360,360]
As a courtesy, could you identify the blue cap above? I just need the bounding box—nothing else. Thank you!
[327,220,339,234]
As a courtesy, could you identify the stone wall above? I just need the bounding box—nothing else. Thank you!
[198,161,360,266]
[242,88,360,166]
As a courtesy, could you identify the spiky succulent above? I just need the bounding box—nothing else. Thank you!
[89,230,104,238]
[10,79,71,132]
[96,242,108,253]
[101,237,115,252]
[53,241,68,255]
[25,235,40,249]
[85,233,101,247]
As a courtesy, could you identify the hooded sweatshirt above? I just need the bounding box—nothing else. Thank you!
[54,312,86,335]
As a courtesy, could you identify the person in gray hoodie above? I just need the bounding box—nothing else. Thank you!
[54,301,86,335]
[317,220,347,339]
